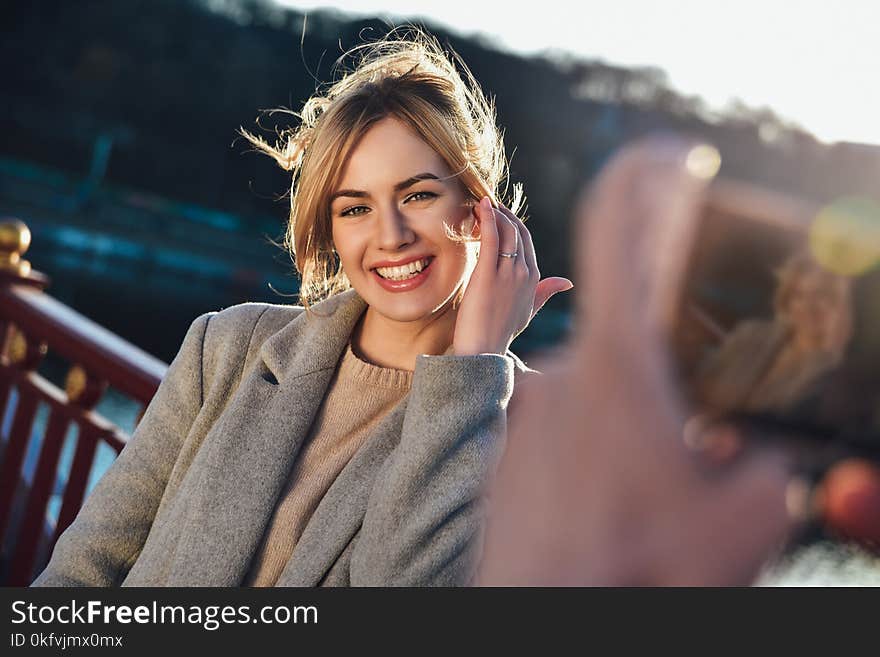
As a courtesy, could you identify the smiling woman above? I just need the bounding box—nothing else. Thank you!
[328,118,477,368]
[31,29,571,587]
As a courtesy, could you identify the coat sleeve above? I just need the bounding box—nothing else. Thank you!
[350,353,515,586]
[31,313,213,586]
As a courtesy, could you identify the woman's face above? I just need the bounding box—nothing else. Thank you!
[330,117,474,324]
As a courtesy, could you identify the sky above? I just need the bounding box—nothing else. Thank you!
[274,0,880,146]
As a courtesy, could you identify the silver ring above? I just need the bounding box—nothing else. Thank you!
[498,251,518,259]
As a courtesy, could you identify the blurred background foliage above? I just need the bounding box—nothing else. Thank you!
[3,0,879,361]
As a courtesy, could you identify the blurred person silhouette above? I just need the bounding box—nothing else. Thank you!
[695,250,853,415]
[478,137,880,586]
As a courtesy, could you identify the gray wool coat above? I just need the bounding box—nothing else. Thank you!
[32,288,531,587]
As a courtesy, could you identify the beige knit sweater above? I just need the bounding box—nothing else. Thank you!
[243,343,412,586]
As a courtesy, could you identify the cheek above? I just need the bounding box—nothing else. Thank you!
[331,226,365,271]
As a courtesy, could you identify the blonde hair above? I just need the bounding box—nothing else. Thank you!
[773,250,850,316]
[241,28,522,307]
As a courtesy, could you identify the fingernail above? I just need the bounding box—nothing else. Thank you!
[785,476,819,524]
[685,144,722,180]
[643,136,721,181]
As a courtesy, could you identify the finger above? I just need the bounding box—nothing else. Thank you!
[682,418,745,467]
[687,450,797,585]
[475,196,500,276]
[574,135,719,344]
[499,205,538,276]
[495,207,519,264]
[532,277,574,317]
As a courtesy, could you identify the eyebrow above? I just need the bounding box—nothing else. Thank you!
[329,172,442,203]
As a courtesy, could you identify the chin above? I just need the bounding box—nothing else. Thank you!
[365,292,454,323]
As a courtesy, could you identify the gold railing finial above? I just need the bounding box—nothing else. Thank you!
[65,363,106,409]
[0,218,32,277]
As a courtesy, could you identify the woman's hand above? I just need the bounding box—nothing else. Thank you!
[452,196,573,356]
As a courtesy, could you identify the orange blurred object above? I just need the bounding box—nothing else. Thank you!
[818,459,880,546]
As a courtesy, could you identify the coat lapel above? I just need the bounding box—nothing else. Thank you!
[165,290,367,585]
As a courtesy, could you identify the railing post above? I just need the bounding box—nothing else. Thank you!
[1,219,48,454]
[0,219,50,583]
[1,219,44,440]
[0,327,47,547]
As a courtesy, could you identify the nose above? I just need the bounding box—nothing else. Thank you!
[375,204,415,251]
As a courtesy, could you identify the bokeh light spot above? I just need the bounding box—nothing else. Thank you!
[809,197,880,276]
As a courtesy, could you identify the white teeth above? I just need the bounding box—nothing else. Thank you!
[375,258,430,281]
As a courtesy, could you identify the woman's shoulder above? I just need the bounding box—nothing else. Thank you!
[198,301,303,344]
[209,301,304,338]
[197,301,305,373]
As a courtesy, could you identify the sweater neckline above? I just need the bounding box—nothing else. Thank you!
[339,343,413,390]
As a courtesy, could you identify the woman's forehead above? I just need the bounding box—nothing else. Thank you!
[335,117,452,189]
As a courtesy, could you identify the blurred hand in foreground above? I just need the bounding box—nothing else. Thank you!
[478,136,802,586]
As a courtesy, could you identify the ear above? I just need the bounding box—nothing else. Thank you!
[462,205,480,239]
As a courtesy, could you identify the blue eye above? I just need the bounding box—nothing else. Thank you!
[340,205,369,217]
[404,191,438,203]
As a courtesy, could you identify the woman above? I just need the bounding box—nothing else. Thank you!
[31,32,571,587]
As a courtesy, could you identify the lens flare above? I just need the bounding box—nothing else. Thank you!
[809,197,880,276]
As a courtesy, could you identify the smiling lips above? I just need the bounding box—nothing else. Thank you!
[371,256,435,292]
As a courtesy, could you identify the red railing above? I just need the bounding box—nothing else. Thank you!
[0,218,167,585]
